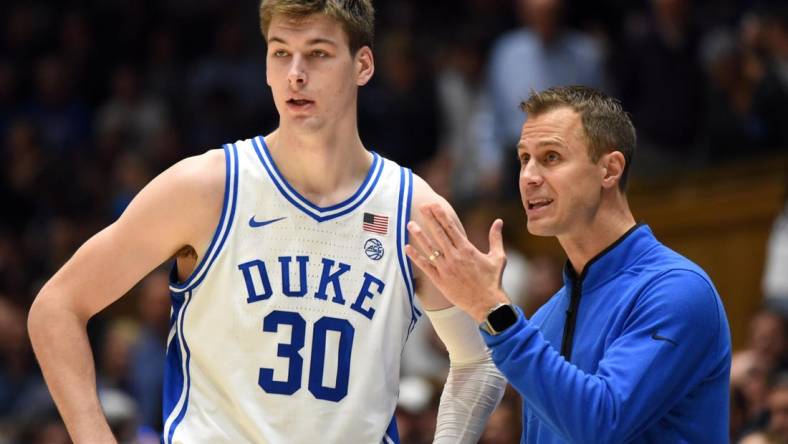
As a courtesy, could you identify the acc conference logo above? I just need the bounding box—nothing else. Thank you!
[364,238,384,261]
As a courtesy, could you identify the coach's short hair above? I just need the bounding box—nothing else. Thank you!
[521,86,637,191]
[259,0,375,54]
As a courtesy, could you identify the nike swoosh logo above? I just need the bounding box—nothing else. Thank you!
[249,216,287,228]
[651,330,677,346]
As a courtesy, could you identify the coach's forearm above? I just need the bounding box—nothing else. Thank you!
[28,296,117,443]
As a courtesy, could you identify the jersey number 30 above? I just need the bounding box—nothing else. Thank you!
[258,310,354,402]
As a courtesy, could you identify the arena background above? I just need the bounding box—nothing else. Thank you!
[0,0,786,442]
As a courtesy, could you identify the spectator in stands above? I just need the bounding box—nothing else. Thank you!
[395,376,438,444]
[0,1,784,442]
[188,18,269,147]
[97,318,138,398]
[129,269,170,431]
[434,28,489,200]
[474,0,605,197]
[109,150,152,219]
[480,388,521,444]
[615,0,704,176]
[1,119,42,233]
[58,11,102,107]
[768,372,788,442]
[764,200,788,307]
[738,430,779,444]
[96,64,168,153]
[25,54,91,153]
[359,29,441,173]
[698,27,788,163]
[520,254,563,317]
[731,308,788,439]
[731,347,772,435]
[17,408,70,444]
[144,29,184,115]
[0,59,17,139]
[0,296,37,416]
[750,310,788,371]
[762,7,788,100]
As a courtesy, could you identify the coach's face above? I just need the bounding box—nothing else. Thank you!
[265,14,373,132]
[517,107,608,239]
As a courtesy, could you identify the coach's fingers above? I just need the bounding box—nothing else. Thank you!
[404,244,440,279]
[419,204,455,253]
[429,204,466,249]
[407,221,438,258]
[488,219,505,258]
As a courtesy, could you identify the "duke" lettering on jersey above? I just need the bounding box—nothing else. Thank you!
[237,256,385,320]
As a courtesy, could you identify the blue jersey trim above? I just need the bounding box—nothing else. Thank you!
[396,167,419,338]
[255,135,380,212]
[162,290,195,444]
[251,136,384,222]
[170,143,239,293]
[162,289,184,426]
[404,169,420,319]
[384,413,400,443]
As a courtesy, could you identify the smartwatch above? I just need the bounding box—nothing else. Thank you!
[480,303,519,335]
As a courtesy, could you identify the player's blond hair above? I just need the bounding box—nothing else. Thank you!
[259,0,375,54]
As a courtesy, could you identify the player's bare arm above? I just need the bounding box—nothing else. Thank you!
[27,149,226,443]
[408,175,464,310]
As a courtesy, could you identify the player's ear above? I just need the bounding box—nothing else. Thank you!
[355,46,374,86]
[600,150,625,190]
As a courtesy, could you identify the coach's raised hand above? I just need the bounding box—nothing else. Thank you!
[405,203,510,323]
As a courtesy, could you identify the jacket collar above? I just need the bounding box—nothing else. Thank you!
[562,223,656,291]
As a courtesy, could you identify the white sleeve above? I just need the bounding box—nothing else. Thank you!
[425,306,507,443]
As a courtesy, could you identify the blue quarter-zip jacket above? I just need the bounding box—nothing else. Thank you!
[483,224,731,443]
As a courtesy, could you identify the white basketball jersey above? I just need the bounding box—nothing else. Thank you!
[163,136,421,444]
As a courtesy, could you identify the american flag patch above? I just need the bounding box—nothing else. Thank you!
[363,212,388,235]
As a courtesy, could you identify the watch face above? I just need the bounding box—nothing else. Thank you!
[488,304,518,332]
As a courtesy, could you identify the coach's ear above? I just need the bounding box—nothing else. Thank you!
[355,46,374,86]
[600,150,625,190]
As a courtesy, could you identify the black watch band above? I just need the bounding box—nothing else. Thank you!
[481,303,519,335]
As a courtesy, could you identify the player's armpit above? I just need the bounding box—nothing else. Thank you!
[33,149,226,320]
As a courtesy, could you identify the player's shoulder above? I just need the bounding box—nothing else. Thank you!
[168,148,226,184]
[159,148,227,197]
[408,172,461,228]
[410,173,450,210]
[105,148,229,260]
[129,149,229,225]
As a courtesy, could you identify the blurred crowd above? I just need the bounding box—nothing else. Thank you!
[0,0,787,442]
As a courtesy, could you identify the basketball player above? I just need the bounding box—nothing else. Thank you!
[27,1,505,443]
